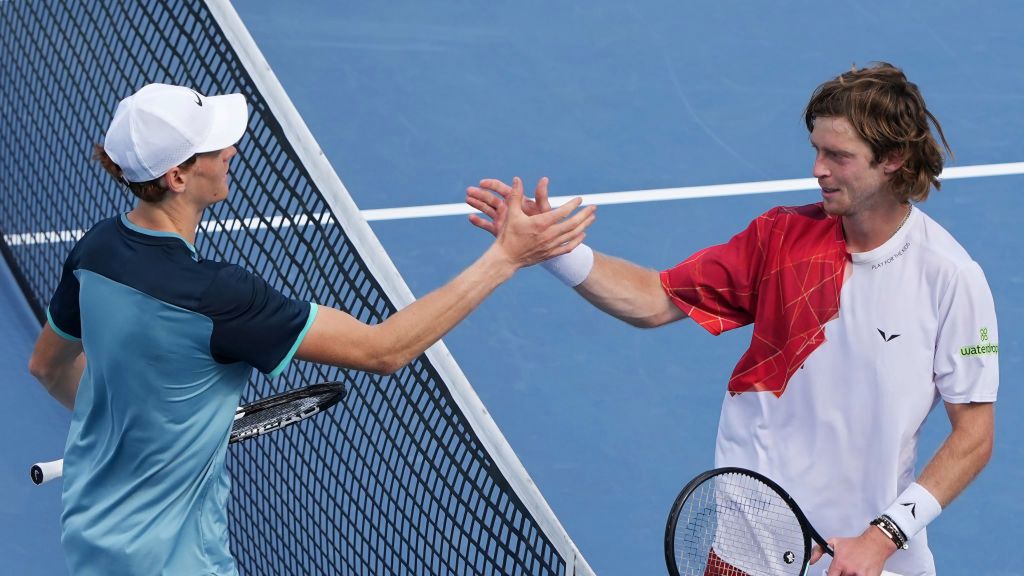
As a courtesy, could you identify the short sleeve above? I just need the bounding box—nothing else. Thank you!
[202,265,317,377]
[47,243,83,341]
[933,261,999,403]
[659,208,775,335]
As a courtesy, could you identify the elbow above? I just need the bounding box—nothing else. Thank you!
[28,354,50,381]
[365,357,398,376]
[360,324,420,375]
[624,310,676,329]
[623,317,656,329]
[628,317,664,329]
[361,338,414,376]
[28,355,53,385]
[366,354,410,376]
[621,298,686,329]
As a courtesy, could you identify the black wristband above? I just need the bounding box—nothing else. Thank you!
[871,514,909,550]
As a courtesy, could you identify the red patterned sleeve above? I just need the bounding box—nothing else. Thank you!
[660,208,780,335]
[663,203,846,395]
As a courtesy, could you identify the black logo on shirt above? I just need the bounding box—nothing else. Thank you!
[878,329,900,342]
[190,89,203,106]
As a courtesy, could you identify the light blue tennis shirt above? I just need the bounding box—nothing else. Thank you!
[47,215,317,575]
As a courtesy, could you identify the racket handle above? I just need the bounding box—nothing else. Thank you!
[31,459,64,485]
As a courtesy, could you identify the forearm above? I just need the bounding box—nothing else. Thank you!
[40,354,85,410]
[29,325,85,410]
[367,244,517,372]
[574,252,686,328]
[300,247,515,374]
[825,406,993,576]
[303,183,592,373]
[915,402,994,507]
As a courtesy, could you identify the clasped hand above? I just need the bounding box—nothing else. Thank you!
[467,176,595,268]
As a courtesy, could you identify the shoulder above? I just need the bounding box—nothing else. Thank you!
[775,202,835,225]
[909,209,988,282]
[910,208,992,295]
[778,203,827,218]
[84,215,121,236]
[199,261,262,297]
[196,262,287,317]
[69,215,120,251]
[60,215,121,267]
[753,203,837,230]
[753,203,841,243]
[913,209,976,267]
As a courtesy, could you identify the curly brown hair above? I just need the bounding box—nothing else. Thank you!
[804,62,952,203]
[92,144,198,203]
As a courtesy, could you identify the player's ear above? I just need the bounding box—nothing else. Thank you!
[880,150,905,176]
[162,166,188,194]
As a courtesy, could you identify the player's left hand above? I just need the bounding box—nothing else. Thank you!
[810,526,897,576]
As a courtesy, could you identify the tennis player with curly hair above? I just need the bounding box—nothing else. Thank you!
[467,63,997,576]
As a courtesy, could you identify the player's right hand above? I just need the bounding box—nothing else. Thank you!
[489,177,594,270]
[466,176,553,237]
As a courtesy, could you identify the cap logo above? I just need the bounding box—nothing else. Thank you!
[190,89,203,107]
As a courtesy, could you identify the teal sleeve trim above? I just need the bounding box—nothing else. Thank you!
[46,307,81,342]
[268,302,318,378]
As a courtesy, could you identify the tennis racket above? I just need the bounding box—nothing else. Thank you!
[665,467,901,576]
[30,380,346,486]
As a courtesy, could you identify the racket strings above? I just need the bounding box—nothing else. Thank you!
[673,473,806,576]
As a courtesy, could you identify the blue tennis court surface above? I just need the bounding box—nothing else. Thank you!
[0,255,69,573]
[3,1,1021,574]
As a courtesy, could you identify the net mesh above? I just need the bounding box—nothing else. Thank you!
[668,472,806,576]
[0,1,568,574]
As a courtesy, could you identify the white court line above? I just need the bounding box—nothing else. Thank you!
[361,161,1024,221]
[5,161,1023,246]
[2,213,338,247]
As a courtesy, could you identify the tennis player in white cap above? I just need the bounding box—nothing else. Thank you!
[29,83,595,575]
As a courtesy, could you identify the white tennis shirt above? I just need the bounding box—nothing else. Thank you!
[712,207,999,576]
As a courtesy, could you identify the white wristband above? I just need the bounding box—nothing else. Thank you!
[540,243,594,287]
[882,482,942,542]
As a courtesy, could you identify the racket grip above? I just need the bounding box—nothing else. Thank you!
[31,459,64,485]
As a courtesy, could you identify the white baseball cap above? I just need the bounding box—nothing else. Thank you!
[104,83,248,183]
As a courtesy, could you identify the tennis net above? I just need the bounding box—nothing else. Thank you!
[0,1,591,574]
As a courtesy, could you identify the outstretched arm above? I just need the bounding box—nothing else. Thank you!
[467,177,686,328]
[297,178,596,374]
[574,252,687,328]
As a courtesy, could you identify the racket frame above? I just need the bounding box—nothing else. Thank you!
[228,381,346,444]
[31,380,346,485]
[664,466,831,576]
